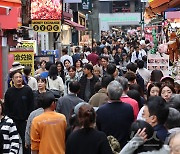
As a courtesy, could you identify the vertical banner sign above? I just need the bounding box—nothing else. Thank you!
[82,0,92,10]
[31,0,62,32]
[9,48,35,76]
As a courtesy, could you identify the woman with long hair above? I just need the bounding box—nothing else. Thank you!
[56,61,65,83]
[66,104,113,154]
[46,64,64,97]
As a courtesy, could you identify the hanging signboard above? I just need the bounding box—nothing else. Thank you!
[41,50,59,58]
[31,0,62,32]
[82,0,92,10]
[9,48,35,75]
[64,0,82,2]
[147,53,169,76]
[18,40,37,54]
[32,20,61,32]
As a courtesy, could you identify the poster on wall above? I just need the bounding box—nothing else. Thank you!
[147,53,169,76]
[31,0,62,32]
[9,48,35,75]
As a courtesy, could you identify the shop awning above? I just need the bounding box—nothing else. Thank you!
[0,0,21,7]
[0,7,21,29]
[146,0,180,16]
[149,0,169,9]
[64,19,85,31]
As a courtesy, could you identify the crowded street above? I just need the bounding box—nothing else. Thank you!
[0,0,180,154]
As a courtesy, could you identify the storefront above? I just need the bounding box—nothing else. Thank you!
[99,13,141,32]
[0,0,21,98]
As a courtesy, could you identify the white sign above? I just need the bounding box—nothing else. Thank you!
[147,53,169,76]
[64,0,82,3]
[141,0,148,2]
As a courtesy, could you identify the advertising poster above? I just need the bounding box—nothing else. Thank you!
[31,0,62,32]
[147,53,169,76]
[9,48,35,75]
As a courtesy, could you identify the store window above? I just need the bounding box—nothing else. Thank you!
[112,1,130,13]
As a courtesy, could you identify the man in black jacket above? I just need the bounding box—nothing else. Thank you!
[78,64,99,102]
[4,70,34,154]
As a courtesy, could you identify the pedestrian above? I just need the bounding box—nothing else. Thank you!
[60,48,73,66]
[40,61,53,78]
[56,61,65,83]
[31,91,67,154]
[56,81,84,125]
[46,64,64,98]
[23,66,38,91]
[25,93,44,151]
[66,103,113,154]
[78,64,99,102]
[8,62,26,88]
[169,131,180,154]
[160,83,175,103]
[74,59,83,80]
[89,75,114,107]
[0,100,20,154]
[120,120,169,154]
[4,70,34,154]
[64,66,78,95]
[142,96,169,142]
[96,81,134,147]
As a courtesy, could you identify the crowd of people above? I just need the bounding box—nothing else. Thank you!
[0,30,180,154]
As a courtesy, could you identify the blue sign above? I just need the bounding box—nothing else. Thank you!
[41,50,59,58]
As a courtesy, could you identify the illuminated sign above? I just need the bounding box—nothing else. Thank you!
[31,0,62,20]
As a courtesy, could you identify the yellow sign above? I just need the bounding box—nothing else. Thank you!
[21,40,37,54]
[10,49,35,76]
[32,20,61,32]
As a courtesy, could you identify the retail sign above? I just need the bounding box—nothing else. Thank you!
[41,50,60,58]
[32,20,61,32]
[147,53,169,76]
[9,48,35,75]
[31,0,62,20]
[82,0,92,10]
[64,0,82,3]
[19,40,37,54]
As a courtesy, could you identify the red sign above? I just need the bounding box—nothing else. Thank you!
[31,0,62,20]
